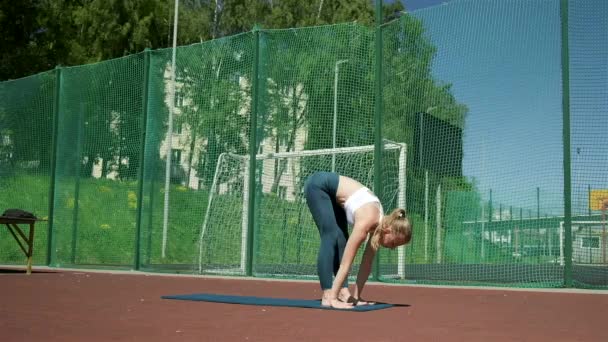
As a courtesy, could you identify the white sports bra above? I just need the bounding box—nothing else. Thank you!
[343,187,383,225]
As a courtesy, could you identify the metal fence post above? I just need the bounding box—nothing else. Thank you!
[247,27,261,276]
[47,66,62,266]
[135,48,151,270]
[560,0,573,287]
[373,0,384,281]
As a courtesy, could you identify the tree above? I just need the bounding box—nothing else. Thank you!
[70,0,174,63]
[382,15,467,142]
[0,72,56,174]
[172,35,251,188]
[0,0,215,81]
[0,0,62,80]
[218,0,403,36]
[1,0,470,191]
[1,0,406,81]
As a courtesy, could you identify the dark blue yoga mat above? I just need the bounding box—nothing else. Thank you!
[161,293,394,311]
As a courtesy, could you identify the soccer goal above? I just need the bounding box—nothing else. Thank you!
[196,141,408,279]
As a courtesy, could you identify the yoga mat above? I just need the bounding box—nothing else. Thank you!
[162,293,394,311]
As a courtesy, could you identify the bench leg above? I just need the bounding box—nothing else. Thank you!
[26,223,35,275]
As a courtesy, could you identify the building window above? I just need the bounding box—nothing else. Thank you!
[277,186,287,199]
[171,149,182,163]
[172,122,182,134]
[279,159,289,174]
[581,237,600,249]
[176,93,185,107]
[278,135,289,149]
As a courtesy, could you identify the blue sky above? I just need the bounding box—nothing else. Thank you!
[403,0,608,217]
[401,0,453,11]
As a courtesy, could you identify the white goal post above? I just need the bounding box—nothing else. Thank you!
[197,141,408,277]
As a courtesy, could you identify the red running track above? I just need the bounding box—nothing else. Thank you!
[1,269,606,342]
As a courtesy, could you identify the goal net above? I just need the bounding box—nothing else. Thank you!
[196,141,408,280]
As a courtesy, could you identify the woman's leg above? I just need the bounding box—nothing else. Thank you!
[332,199,352,302]
[304,173,345,291]
[332,199,349,279]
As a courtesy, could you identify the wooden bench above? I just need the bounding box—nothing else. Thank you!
[0,216,46,274]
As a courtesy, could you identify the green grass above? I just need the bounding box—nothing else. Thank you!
[1,174,581,288]
[0,174,427,271]
[0,174,51,264]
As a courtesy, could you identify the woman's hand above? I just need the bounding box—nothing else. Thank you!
[342,295,375,306]
[354,298,376,306]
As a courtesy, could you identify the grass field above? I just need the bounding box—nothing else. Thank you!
[1,174,576,287]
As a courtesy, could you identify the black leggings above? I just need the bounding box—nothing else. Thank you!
[303,171,349,290]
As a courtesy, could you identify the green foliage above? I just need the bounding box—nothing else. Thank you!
[1,0,213,80]
[0,72,55,174]
[0,174,51,264]
[0,0,58,79]
[0,2,480,283]
[383,15,467,141]
[174,35,252,187]
[1,0,406,81]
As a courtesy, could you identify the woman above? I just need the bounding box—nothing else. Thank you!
[303,171,412,309]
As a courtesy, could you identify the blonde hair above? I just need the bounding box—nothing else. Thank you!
[370,208,412,250]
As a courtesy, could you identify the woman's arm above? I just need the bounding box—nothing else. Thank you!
[328,224,368,306]
[352,237,376,300]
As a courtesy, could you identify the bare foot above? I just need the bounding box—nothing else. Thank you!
[321,297,332,307]
[321,295,354,309]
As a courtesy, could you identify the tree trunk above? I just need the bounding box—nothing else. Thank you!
[270,87,303,193]
[187,130,197,188]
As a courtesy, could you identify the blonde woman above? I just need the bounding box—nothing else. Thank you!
[303,171,412,309]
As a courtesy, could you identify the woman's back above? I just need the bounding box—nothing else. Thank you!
[335,175,366,207]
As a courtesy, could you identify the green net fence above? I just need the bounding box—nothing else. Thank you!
[569,0,608,287]
[0,71,55,266]
[51,55,145,267]
[386,0,567,287]
[1,0,607,289]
